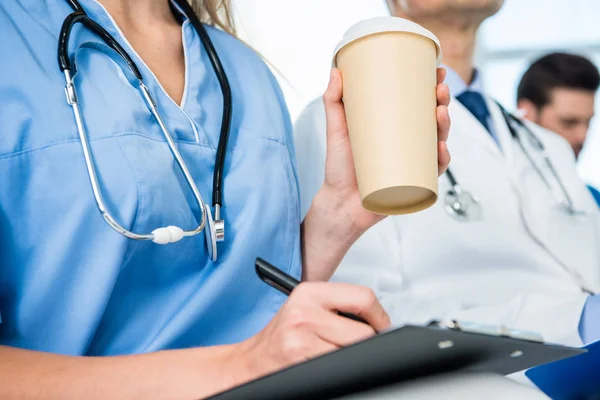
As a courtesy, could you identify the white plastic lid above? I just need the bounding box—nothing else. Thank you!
[333,16,443,67]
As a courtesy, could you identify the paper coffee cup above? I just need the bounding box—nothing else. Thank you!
[333,17,442,215]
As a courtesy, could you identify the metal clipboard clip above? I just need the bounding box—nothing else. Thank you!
[428,319,545,343]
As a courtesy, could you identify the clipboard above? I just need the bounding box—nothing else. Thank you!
[209,322,584,400]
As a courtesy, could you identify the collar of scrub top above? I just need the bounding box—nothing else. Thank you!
[59,0,230,261]
[443,65,500,147]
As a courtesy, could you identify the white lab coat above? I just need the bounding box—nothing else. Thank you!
[294,95,600,347]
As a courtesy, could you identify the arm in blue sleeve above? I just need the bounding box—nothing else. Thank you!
[579,294,600,345]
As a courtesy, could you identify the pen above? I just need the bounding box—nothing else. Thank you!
[255,257,370,326]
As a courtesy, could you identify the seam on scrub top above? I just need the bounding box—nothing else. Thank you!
[0,133,202,160]
[114,138,143,237]
[254,137,287,147]
[266,150,300,315]
[0,133,289,161]
[281,149,300,278]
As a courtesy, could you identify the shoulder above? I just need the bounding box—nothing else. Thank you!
[205,26,280,92]
[0,1,69,81]
[486,99,575,162]
[215,27,285,98]
[204,26,293,140]
[523,120,576,163]
[205,27,261,66]
[0,1,60,38]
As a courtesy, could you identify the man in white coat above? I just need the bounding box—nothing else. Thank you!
[294,0,600,347]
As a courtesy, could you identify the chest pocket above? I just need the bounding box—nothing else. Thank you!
[112,134,210,239]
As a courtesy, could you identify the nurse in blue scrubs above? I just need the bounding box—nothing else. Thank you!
[0,0,451,398]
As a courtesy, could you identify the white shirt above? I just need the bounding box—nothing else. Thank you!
[443,66,499,143]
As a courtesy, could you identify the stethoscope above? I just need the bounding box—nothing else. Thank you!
[444,102,580,221]
[59,0,232,260]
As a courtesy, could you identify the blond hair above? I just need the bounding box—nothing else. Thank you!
[190,0,236,35]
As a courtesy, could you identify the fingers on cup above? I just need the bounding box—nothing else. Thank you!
[436,83,450,107]
[323,68,343,105]
[323,69,348,139]
[438,141,451,175]
[436,105,450,142]
[437,67,447,85]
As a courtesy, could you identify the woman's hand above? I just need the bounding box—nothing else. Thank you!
[234,282,391,380]
[301,68,451,282]
[0,283,389,400]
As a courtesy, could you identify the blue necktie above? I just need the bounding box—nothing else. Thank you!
[456,90,492,133]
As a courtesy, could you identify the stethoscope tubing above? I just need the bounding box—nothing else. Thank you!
[58,0,231,257]
[445,103,577,219]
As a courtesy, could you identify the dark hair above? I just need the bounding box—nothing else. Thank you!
[517,52,600,107]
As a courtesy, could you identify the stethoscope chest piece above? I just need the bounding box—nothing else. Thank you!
[204,205,218,261]
[204,205,225,261]
[444,189,482,222]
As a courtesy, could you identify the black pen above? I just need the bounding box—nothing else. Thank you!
[255,257,370,326]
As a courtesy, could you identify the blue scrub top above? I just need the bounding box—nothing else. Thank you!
[0,0,301,355]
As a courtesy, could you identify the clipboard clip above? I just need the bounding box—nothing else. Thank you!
[428,319,545,343]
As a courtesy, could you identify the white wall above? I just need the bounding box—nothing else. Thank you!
[233,0,600,187]
[233,0,389,122]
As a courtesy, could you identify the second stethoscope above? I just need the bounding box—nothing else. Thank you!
[59,0,231,260]
[444,103,580,221]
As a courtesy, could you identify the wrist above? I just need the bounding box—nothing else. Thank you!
[225,335,278,385]
[301,186,365,282]
[211,342,256,390]
[310,185,365,244]
[181,343,255,397]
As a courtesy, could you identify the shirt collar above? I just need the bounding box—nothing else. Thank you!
[443,64,485,98]
[82,0,189,23]
[168,0,189,23]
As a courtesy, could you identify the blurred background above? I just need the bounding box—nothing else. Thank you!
[232,0,600,189]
